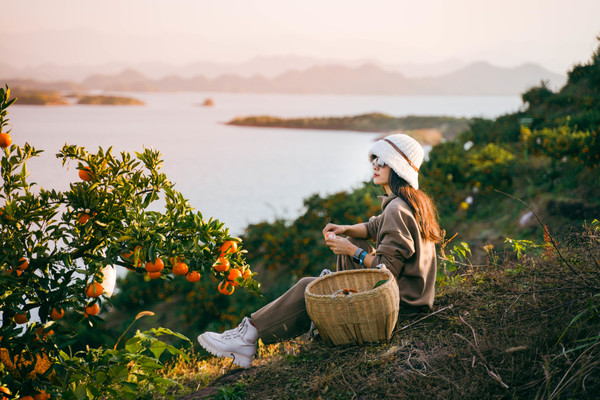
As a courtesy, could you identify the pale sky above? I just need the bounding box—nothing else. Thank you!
[2,0,600,73]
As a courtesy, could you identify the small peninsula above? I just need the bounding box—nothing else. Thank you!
[12,88,69,105]
[227,113,470,144]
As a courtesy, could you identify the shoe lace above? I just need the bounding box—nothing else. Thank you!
[221,318,248,339]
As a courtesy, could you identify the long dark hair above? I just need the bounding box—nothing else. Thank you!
[389,170,442,243]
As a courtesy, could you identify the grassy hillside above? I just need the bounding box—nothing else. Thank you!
[155,222,600,399]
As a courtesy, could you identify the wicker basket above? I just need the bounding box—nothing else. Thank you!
[304,267,400,346]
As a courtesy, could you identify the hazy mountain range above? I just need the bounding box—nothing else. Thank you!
[1,59,565,96]
[0,55,473,81]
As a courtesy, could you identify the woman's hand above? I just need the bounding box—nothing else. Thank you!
[325,236,358,256]
[322,223,346,237]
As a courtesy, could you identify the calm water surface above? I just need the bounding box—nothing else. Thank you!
[9,92,523,234]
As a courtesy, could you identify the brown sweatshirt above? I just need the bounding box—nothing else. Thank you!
[362,194,437,309]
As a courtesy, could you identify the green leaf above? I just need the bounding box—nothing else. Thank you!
[165,344,188,360]
[373,279,388,289]
[74,384,88,400]
[125,337,143,354]
[151,327,192,343]
[149,243,156,261]
[108,364,129,382]
[149,341,165,359]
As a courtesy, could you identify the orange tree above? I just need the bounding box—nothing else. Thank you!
[0,85,259,398]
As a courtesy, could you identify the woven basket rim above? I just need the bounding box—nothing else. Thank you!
[305,268,396,300]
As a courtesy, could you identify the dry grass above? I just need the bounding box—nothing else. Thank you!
[158,224,600,400]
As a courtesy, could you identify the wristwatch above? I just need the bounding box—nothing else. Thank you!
[352,248,364,264]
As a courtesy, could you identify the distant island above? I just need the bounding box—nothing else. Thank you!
[76,95,144,106]
[12,88,70,105]
[227,113,471,144]
[9,88,144,106]
[200,98,215,107]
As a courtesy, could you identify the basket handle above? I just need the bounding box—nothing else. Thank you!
[319,268,333,277]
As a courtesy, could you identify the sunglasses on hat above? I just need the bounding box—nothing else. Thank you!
[371,157,387,168]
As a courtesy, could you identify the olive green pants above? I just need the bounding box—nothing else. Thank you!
[251,238,375,344]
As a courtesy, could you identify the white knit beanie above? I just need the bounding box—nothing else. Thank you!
[368,134,424,190]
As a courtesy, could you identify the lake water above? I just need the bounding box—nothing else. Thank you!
[9,92,523,235]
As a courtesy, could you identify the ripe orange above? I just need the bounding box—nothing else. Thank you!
[122,245,142,259]
[6,267,22,276]
[35,327,54,340]
[122,245,143,268]
[50,307,64,321]
[78,167,93,181]
[324,231,337,240]
[85,302,100,316]
[14,312,28,324]
[0,207,11,222]
[0,132,12,148]
[227,268,242,286]
[86,281,103,297]
[33,391,50,400]
[78,213,90,224]
[219,240,238,256]
[20,395,34,400]
[242,268,252,279]
[169,256,180,266]
[186,271,201,282]
[173,261,189,276]
[218,281,234,295]
[17,257,29,271]
[214,257,230,272]
[148,271,161,279]
[0,386,11,400]
[145,258,164,273]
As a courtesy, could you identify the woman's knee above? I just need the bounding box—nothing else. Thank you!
[296,277,316,289]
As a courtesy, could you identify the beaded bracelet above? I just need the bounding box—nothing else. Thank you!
[358,251,368,266]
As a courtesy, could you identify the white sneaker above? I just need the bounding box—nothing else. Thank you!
[197,317,258,368]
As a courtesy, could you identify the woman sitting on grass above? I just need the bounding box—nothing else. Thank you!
[197,133,442,368]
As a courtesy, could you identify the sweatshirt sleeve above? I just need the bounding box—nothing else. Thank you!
[362,214,381,241]
[371,206,416,278]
